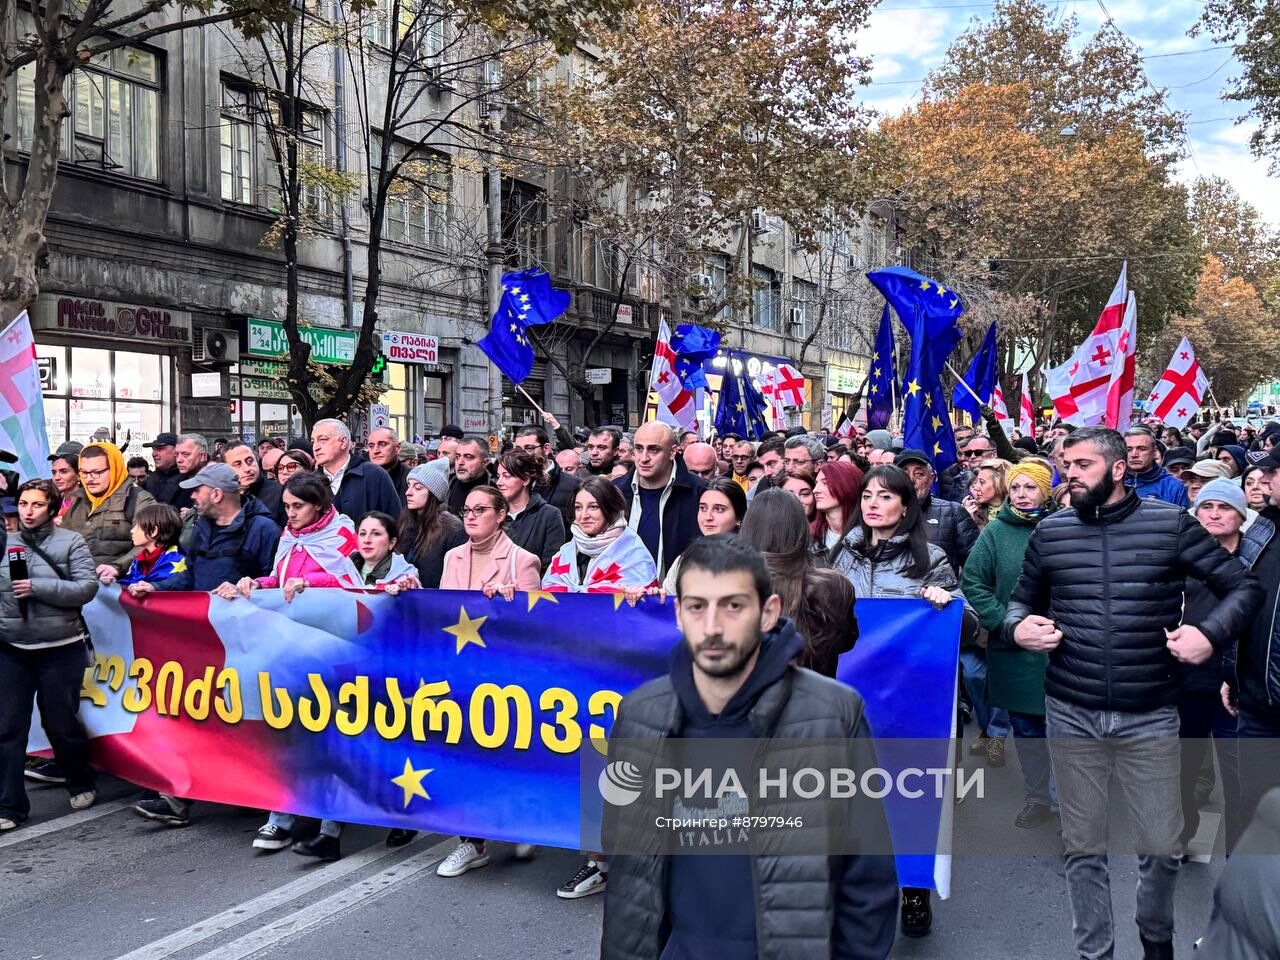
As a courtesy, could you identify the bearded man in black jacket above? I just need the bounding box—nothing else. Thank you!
[1007,426,1263,960]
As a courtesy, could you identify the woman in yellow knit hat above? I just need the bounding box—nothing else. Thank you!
[961,458,1058,829]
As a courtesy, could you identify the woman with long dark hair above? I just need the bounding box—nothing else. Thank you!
[738,489,857,677]
[812,460,864,567]
[542,477,655,593]
[397,460,465,588]
[657,478,747,595]
[835,464,969,939]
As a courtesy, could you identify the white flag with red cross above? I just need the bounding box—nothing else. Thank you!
[1018,373,1036,437]
[650,320,697,433]
[991,382,1010,421]
[1046,263,1131,426]
[1146,337,1208,430]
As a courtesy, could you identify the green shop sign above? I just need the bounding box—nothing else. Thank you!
[246,318,356,366]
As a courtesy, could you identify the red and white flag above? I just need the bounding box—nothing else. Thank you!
[1146,337,1208,429]
[650,320,697,433]
[1018,373,1035,437]
[774,363,807,408]
[1104,292,1138,431]
[991,382,1010,421]
[1046,263,1130,426]
[754,366,785,429]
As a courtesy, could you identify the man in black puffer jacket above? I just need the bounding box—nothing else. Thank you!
[602,538,898,960]
[1006,427,1263,960]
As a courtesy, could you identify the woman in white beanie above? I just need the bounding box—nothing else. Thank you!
[1182,476,1275,852]
[397,459,467,589]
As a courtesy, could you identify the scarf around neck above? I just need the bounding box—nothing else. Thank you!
[572,518,627,557]
[270,506,361,588]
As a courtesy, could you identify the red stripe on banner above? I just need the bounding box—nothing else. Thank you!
[90,592,292,809]
[1094,302,1126,334]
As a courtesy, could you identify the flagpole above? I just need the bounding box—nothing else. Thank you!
[516,383,549,419]
[945,361,984,407]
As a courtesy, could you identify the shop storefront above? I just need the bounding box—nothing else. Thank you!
[29,294,185,449]
[826,360,869,418]
[381,330,448,440]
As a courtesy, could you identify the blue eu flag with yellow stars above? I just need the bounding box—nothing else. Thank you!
[868,267,964,473]
[951,321,999,422]
[670,323,721,391]
[714,363,770,439]
[476,268,571,383]
[867,306,896,430]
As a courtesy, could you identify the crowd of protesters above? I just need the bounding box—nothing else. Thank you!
[2,406,1279,959]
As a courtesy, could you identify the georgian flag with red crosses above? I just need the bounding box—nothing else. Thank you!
[1147,337,1208,430]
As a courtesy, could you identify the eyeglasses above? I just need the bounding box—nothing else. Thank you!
[782,457,813,468]
[78,468,111,480]
[277,462,302,475]
[461,506,494,518]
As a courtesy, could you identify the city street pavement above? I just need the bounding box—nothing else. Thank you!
[2,728,1226,960]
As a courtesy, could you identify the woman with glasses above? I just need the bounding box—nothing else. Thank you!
[274,449,316,481]
[0,480,100,832]
[436,486,541,879]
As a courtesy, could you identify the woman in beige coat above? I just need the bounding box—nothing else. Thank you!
[438,486,541,598]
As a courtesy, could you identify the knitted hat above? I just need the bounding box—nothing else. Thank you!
[865,429,894,451]
[407,459,450,503]
[1192,476,1248,519]
[1007,461,1053,500]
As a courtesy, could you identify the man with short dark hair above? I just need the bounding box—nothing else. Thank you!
[446,436,496,515]
[126,457,150,484]
[515,424,579,529]
[1007,426,1262,960]
[728,441,753,493]
[1125,427,1190,508]
[222,441,284,521]
[602,537,898,960]
[586,426,624,477]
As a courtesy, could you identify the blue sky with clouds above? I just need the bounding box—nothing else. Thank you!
[854,0,1278,222]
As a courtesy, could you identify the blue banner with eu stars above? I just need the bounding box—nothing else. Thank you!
[62,588,962,893]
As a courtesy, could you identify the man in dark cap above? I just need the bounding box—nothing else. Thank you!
[142,432,182,506]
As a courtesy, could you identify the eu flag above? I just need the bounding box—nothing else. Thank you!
[951,321,999,422]
[714,365,770,440]
[476,269,571,384]
[868,306,896,430]
[867,267,964,374]
[670,323,721,391]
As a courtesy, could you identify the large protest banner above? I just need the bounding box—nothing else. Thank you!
[29,588,959,892]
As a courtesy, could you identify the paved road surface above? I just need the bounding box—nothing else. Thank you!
[2,733,1225,960]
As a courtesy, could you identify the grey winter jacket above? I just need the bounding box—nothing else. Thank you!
[601,662,899,960]
[0,524,100,648]
[833,527,967,604]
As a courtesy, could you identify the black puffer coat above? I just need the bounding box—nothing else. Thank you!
[1005,491,1263,712]
[921,495,979,574]
[601,627,899,960]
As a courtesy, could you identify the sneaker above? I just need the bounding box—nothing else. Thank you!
[436,841,488,877]
[133,795,192,827]
[967,732,989,756]
[386,828,417,848]
[985,737,1006,767]
[900,887,932,938]
[1014,802,1052,829]
[292,834,341,861]
[557,860,607,900]
[69,790,96,811]
[24,758,67,784]
[513,843,537,860]
[0,818,18,832]
[253,824,294,851]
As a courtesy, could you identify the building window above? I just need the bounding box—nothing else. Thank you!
[37,343,172,450]
[221,82,327,215]
[365,0,446,59]
[379,137,451,247]
[17,47,160,181]
[703,254,733,322]
[500,178,547,268]
[752,266,781,331]
[791,280,819,339]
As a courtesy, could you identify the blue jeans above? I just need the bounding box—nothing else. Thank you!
[1236,706,1280,849]
[959,648,1010,739]
[268,810,342,838]
[1045,695,1182,960]
[1008,711,1057,810]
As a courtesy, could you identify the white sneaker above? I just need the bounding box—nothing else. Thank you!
[436,841,489,878]
[556,859,607,899]
[0,817,18,832]
[69,790,97,811]
[513,843,537,860]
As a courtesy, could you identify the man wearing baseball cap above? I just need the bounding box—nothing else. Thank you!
[1181,458,1231,504]
[141,432,182,507]
[1226,449,1280,845]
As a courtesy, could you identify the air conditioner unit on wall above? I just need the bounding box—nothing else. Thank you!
[193,327,240,365]
[749,209,769,233]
